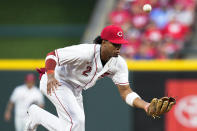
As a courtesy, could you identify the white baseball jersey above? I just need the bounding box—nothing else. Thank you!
[10,84,44,117]
[27,44,129,131]
[54,44,129,89]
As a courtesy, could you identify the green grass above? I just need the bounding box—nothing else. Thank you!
[0,0,96,58]
[0,37,80,58]
[0,0,96,24]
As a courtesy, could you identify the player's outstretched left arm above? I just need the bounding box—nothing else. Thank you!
[117,84,176,118]
[117,84,149,110]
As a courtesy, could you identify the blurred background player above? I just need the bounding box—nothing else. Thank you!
[4,73,45,131]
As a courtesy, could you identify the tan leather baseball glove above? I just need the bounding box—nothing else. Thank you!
[146,97,176,118]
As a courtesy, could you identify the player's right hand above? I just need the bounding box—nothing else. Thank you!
[4,111,11,122]
[47,73,61,96]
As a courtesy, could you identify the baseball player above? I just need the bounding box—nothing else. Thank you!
[4,73,45,131]
[25,25,176,131]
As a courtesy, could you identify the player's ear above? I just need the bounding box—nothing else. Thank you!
[102,40,107,45]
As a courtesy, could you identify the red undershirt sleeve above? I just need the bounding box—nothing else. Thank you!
[45,51,57,73]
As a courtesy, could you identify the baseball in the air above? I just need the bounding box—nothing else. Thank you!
[143,4,152,12]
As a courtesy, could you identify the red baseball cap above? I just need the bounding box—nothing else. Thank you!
[25,73,35,82]
[101,25,128,44]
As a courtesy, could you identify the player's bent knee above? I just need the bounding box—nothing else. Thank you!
[73,119,85,128]
[28,104,38,114]
[28,104,42,118]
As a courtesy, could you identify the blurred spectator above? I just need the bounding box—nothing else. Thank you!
[144,22,163,42]
[4,73,44,131]
[172,3,194,26]
[129,2,149,30]
[163,18,190,41]
[158,38,180,59]
[121,28,141,58]
[109,0,131,26]
[134,40,158,59]
[150,5,173,29]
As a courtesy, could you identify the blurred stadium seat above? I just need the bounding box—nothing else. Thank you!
[108,0,196,59]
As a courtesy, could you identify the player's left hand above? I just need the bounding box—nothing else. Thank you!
[145,97,176,118]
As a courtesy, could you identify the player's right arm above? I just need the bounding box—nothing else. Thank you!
[4,101,14,122]
[46,44,91,95]
[45,51,61,96]
[4,87,18,122]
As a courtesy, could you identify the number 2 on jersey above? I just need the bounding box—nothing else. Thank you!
[82,66,92,76]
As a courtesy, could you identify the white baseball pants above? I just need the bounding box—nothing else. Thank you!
[15,116,27,131]
[28,74,85,131]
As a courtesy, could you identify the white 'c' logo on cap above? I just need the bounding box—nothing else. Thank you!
[117,31,123,37]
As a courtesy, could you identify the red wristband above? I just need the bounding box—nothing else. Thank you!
[45,58,56,71]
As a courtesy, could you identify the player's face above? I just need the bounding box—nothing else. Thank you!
[26,81,35,88]
[105,40,122,57]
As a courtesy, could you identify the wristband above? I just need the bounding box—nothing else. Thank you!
[126,92,141,107]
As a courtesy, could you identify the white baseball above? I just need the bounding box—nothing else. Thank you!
[143,4,152,12]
